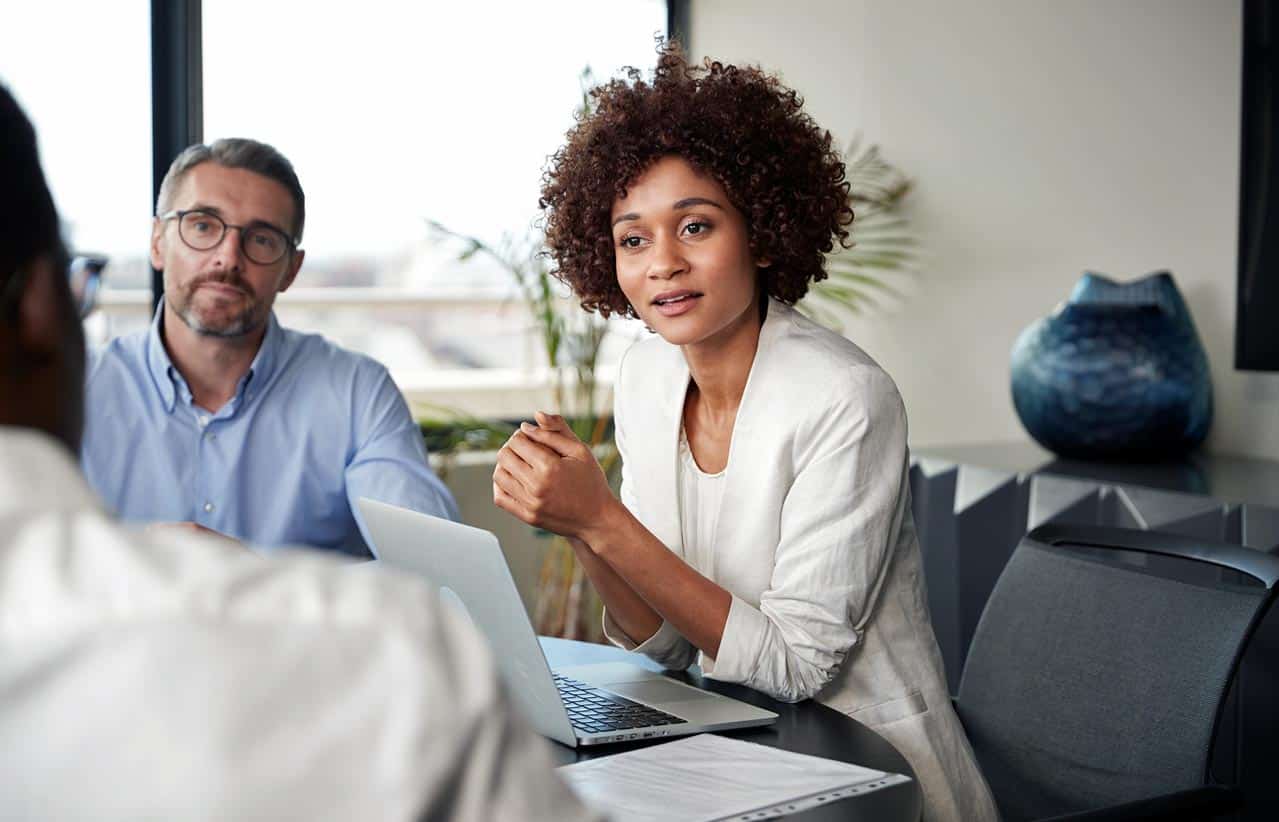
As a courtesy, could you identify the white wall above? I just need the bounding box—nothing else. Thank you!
[689,0,1279,459]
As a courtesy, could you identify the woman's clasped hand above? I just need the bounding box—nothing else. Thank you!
[493,411,616,541]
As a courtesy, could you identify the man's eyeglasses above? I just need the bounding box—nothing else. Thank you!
[69,255,106,319]
[159,209,296,266]
[3,254,107,323]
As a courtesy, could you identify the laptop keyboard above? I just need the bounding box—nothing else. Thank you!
[553,672,684,735]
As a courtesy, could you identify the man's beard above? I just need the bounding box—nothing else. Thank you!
[170,274,266,338]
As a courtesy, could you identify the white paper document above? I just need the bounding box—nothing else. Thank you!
[557,733,911,822]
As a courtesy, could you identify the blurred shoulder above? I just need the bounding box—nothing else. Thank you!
[0,503,457,655]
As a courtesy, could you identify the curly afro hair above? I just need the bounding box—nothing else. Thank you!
[539,45,854,319]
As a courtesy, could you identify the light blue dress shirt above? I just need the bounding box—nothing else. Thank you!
[81,305,459,557]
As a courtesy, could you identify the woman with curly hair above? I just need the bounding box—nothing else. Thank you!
[493,47,997,822]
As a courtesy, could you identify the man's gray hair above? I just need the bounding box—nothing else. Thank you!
[155,138,306,243]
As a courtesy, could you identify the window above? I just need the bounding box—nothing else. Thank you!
[9,1,669,417]
[199,1,666,416]
[0,1,153,344]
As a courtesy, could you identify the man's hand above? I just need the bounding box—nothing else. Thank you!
[145,521,246,550]
[492,412,616,540]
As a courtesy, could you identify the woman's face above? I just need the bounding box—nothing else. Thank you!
[611,155,765,349]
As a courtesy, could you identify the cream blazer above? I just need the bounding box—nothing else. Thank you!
[605,300,999,822]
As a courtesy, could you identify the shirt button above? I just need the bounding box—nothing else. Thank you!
[205,432,216,441]
[198,415,210,428]
[203,502,215,513]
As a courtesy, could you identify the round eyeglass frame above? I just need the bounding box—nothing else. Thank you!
[69,255,106,319]
[159,209,297,266]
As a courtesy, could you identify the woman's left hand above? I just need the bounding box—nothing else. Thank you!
[492,411,615,539]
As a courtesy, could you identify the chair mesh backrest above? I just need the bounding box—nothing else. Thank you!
[956,538,1265,821]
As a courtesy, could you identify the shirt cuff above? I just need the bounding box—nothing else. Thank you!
[602,609,693,670]
[700,593,767,683]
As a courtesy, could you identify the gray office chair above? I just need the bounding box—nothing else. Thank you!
[954,524,1279,821]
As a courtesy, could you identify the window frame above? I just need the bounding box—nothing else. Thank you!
[150,0,203,310]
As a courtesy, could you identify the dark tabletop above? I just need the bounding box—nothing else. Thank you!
[541,637,922,822]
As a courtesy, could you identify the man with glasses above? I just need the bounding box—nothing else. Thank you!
[80,138,457,556]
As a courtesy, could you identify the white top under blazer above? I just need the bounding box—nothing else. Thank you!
[603,299,999,822]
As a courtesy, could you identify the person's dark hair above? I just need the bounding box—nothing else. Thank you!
[539,45,854,318]
[0,83,68,299]
[156,137,306,243]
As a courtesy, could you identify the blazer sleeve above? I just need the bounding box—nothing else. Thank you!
[702,368,910,702]
[600,344,699,671]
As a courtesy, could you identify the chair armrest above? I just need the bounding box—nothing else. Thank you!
[1044,785,1243,822]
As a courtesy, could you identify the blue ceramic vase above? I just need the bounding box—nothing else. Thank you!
[1010,271,1212,460]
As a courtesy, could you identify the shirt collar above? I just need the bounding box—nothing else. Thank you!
[144,301,180,413]
[244,312,282,399]
[144,301,284,413]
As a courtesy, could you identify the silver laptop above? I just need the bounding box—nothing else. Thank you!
[357,498,777,747]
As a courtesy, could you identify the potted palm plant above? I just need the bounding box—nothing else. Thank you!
[421,217,617,640]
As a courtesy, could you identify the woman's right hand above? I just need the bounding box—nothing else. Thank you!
[495,414,731,657]
[492,412,617,540]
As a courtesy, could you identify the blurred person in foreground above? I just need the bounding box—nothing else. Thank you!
[80,135,456,557]
[0,82,594,822]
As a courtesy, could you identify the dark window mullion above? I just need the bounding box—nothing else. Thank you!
[150,0,202,310]
[667,0,689,51]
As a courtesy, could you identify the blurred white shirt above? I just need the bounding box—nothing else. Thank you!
[0,427,597,822]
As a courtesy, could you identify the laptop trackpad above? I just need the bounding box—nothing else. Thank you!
[608,679,716,705]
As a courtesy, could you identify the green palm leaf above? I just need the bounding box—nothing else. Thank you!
[800,137,916,329]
